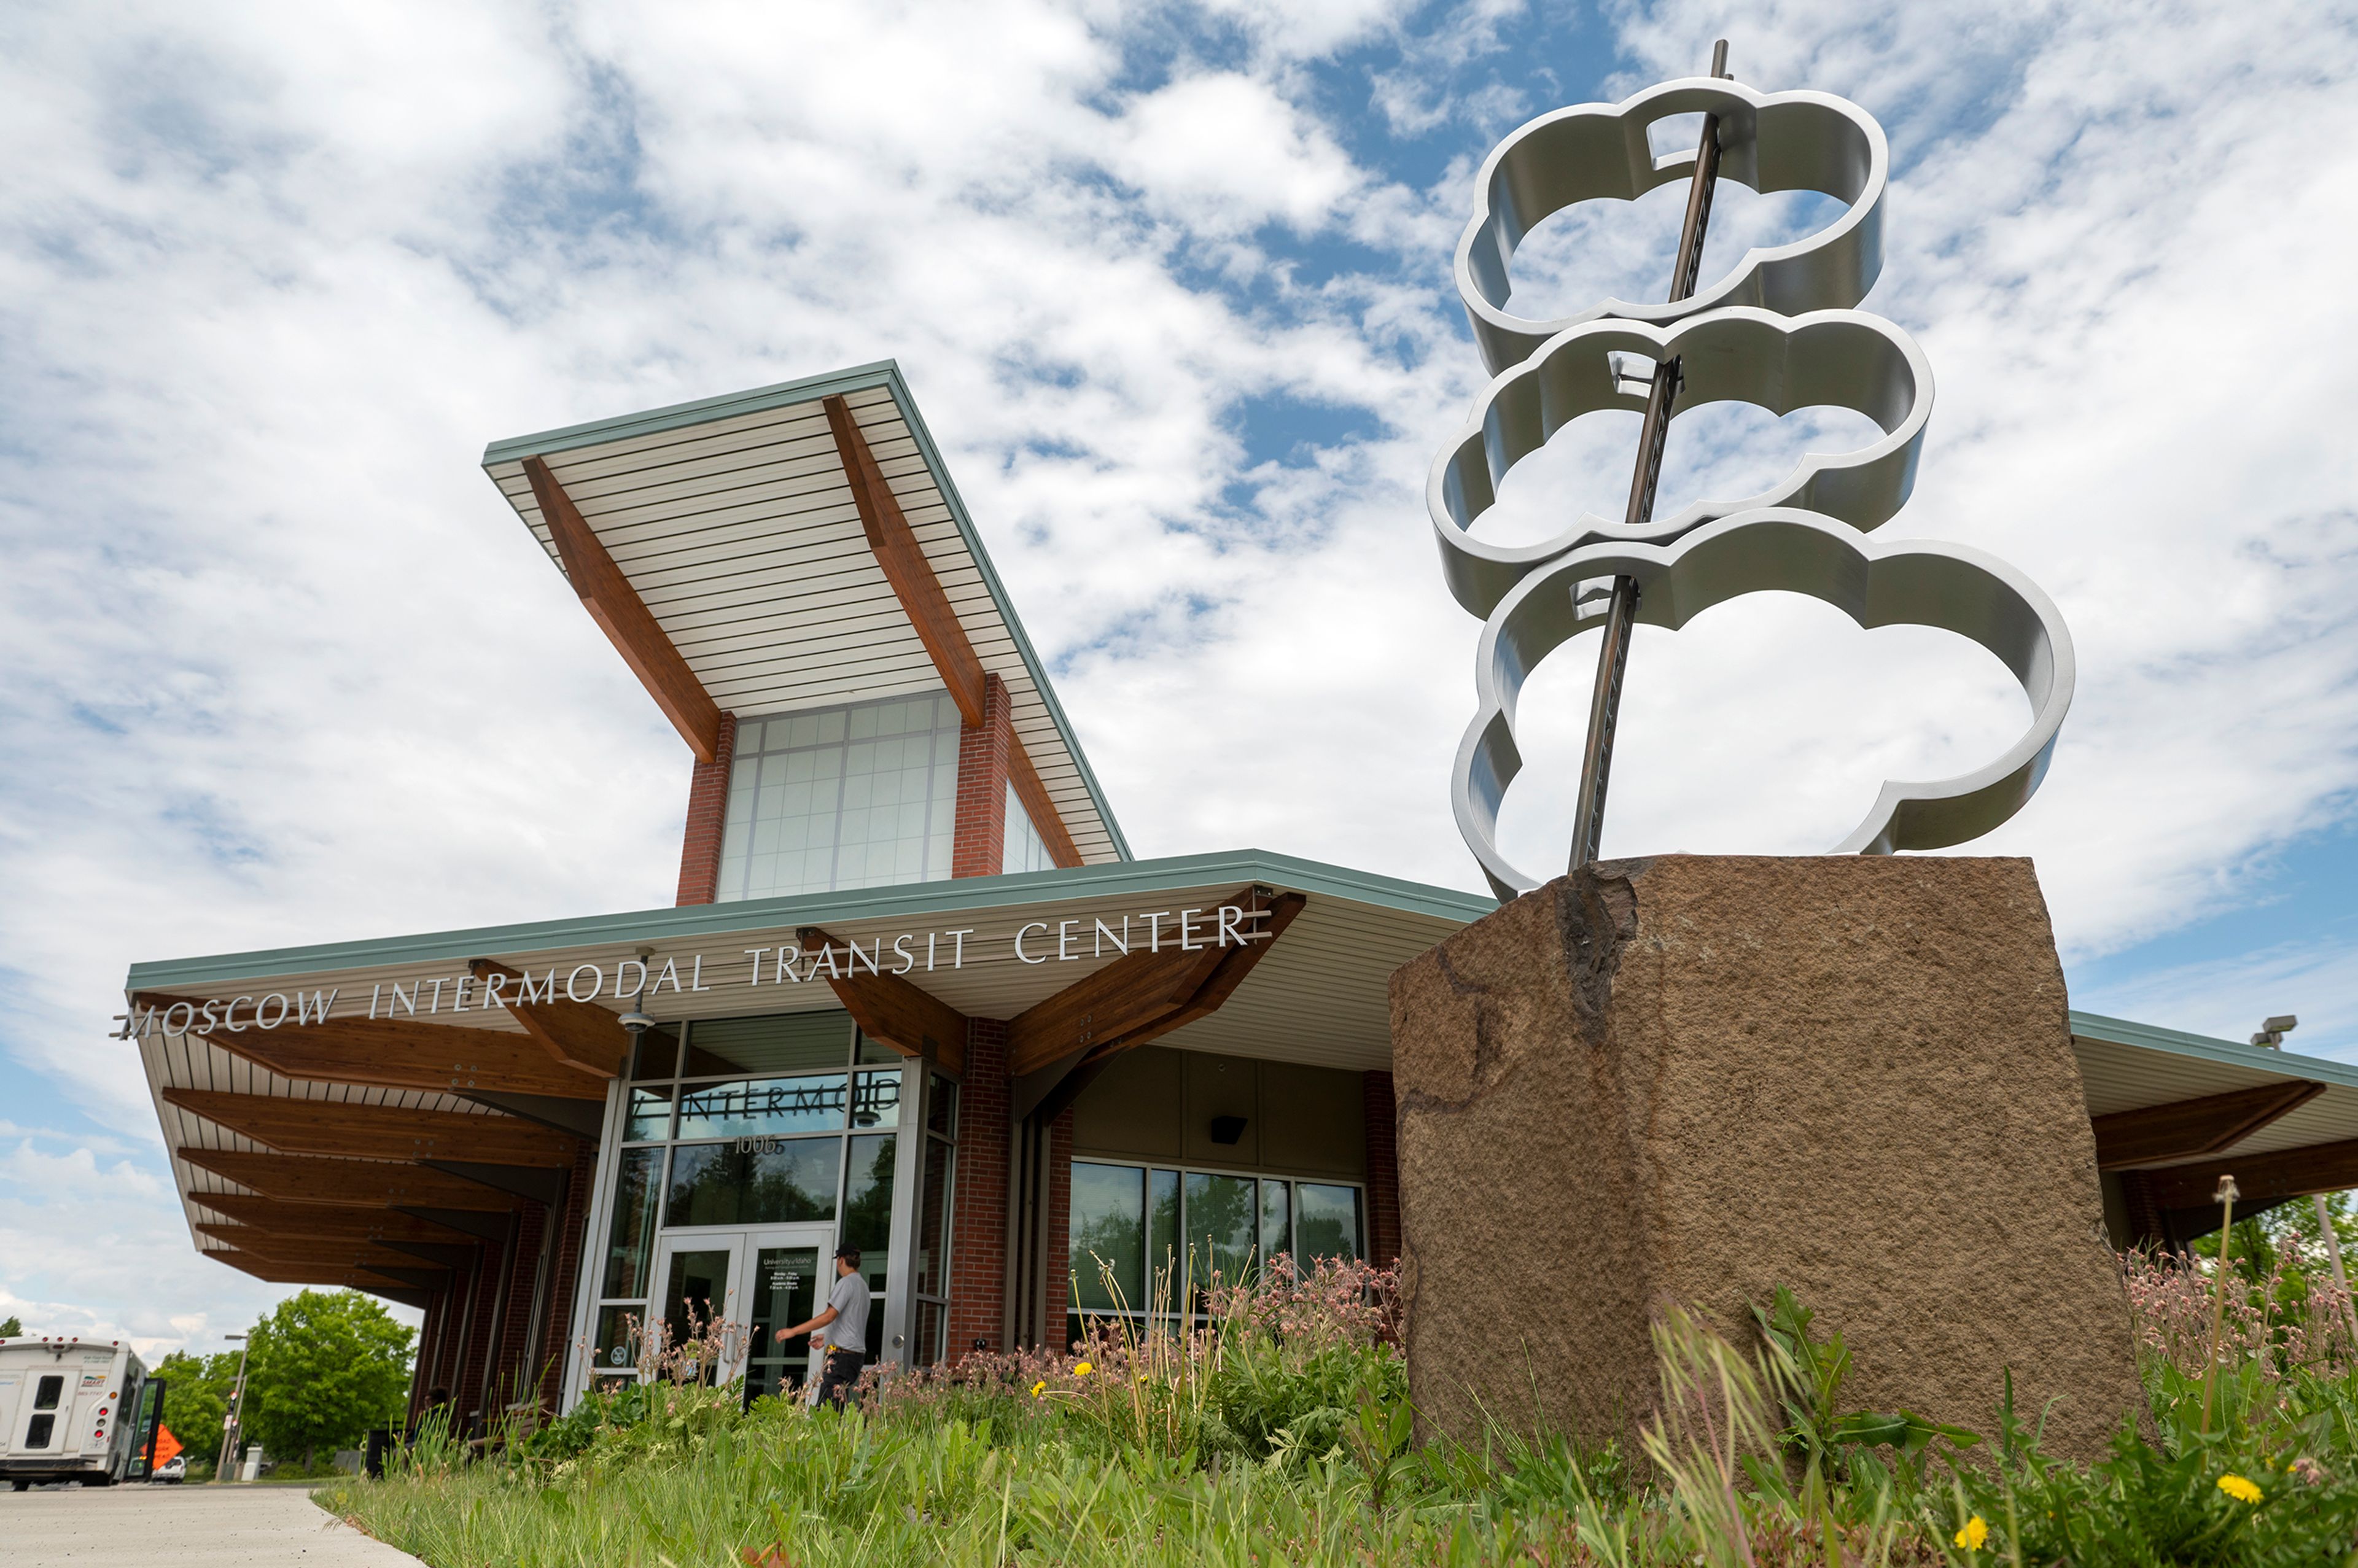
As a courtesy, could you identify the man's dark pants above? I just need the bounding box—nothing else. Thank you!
[816,1348,864,1409]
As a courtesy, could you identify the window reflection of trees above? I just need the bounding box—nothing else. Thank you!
[666,1141,839,1227]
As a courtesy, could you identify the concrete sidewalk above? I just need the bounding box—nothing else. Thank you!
[0,1482,429,1566]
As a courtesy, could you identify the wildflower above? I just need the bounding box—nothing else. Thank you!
[1953,1516,1988,1550]
[2217,1473,2263,1504]
[1073,1360,1094,1376]
[2293,1456,2326,1486]
[1029,1381,1046,1399]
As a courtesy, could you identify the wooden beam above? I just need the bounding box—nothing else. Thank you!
[2141,1137,2358,1213]
[163,1089,578,1168]
[523,455,723,761]
[467,960,632,1078]
[1006,890,1305,1077]
[189,1193,480,1244]
[794,926,967,1077]
[133,993,608,1101]
[193,1225,451,1274]
[824,395,988,724]
[178,1147,523,1210]
[2091,1081,2325,1170]
[206,1249,409,1292]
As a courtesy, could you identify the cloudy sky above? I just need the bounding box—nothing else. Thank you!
[5,0,2356,1356]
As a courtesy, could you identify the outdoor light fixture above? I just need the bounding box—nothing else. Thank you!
[2252,1015,2299,1048]
[1208,1116,1248,1146]
[618,1011,656,1037]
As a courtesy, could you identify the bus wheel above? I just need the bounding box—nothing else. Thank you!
[10,1480,28,1492]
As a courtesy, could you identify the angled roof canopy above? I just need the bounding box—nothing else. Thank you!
[481,360,1128,866]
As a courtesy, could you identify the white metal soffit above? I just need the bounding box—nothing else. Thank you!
[2071,1019,2358,1169]
[481,370,1123,864]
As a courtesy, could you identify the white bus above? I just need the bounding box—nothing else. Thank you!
[0,1337,158,1489]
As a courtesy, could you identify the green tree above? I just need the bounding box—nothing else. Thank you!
[244,1290,415,1465]
[0,1315,21,1337]
[153,1350,240,1475]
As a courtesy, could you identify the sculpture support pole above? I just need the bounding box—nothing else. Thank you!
[1568,39,1730,871]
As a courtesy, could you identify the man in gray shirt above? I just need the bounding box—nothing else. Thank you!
[776,1245,870,1409]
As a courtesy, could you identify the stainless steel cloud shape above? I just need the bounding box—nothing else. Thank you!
[1428,307,1931,616]
[1450,510,2076,899]
[1457,78,1889,374]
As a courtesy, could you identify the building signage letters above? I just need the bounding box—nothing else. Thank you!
[114,901,1270,1039]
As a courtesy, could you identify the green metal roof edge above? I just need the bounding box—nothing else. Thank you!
[476,360,1133,862]
[477,360,903,467]
[125,848,1496,988]
[2069,1009,2358,1093]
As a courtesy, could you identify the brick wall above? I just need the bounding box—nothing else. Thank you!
[535,1143,597,1406]
[946,1019,1010,1362]
[1363,1070,1401,1266]
[452,1240,502,1429]
[951,675,1013,878]
[1044,1106,1073,1349]
[674,711,739,906]
[488,1203,547,1410]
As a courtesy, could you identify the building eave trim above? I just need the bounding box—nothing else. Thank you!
[2069,1009,2358,1093]
[125,850,1496,989]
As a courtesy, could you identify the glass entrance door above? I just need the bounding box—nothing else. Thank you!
[741,1225,833,1405]
[650,1235,744,1384]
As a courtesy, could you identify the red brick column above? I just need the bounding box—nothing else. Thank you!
[951,675,1014,878]
[675,711,739,906]
[946,1019,1010,1362]
[1363,1071,1401,1266]
[1045,1106,1074,1349]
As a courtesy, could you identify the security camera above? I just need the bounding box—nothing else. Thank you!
[618,1011,656,1037]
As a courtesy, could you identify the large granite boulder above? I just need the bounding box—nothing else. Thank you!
[1387,855,2142,1463]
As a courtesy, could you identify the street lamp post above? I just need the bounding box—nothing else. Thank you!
[213,1332,251,1485]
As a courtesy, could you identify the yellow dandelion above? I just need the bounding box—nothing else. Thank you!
[1953,1516,1988,1551]
[1029,1380,1046,1399]
[2218,1473,2263,1504]
[1073,1360,1094,1376]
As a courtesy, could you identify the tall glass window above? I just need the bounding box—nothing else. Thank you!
[1003,783,1051,875]
[1065,1160,1365,1348]
[717,694,962,901]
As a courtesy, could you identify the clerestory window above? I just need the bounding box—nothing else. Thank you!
[717,694,962,901]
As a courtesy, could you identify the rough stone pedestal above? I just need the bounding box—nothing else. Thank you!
[1387,855,2142,1463]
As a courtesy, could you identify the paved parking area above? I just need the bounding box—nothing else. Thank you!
[0,1482,427,1566]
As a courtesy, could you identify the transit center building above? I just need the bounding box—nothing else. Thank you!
[120,362,2358,1432]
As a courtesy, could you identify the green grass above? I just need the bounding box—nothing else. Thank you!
[319,1252,2358,1567]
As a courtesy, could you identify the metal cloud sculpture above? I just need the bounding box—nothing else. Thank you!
[1433,46,2074,899]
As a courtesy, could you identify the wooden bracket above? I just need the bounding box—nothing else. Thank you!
[794,925,968,1077]
[1005,888,1305,1079]
[468,959,633,1079]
